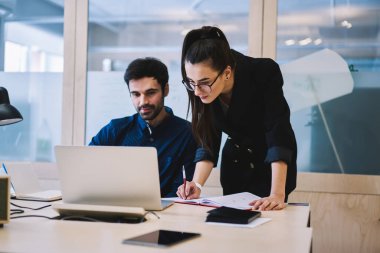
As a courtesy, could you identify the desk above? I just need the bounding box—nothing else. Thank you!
[0,201,312,253]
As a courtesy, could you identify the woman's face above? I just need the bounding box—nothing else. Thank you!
[184,61,226,104]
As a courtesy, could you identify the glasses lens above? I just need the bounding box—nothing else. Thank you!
[198,84,211,93]
[182,80,194,91]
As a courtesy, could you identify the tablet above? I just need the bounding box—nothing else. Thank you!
[122,230,201,248]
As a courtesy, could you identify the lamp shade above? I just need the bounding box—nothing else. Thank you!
[0,87,23,126]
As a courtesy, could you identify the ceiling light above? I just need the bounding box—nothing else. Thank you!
[285,39,296,46]
[341,20,352,29]
[298,38,312,46]
[314,39,322,45]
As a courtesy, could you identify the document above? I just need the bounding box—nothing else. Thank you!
[1,163,62,202]
[14,190,62,202]
[163,192,261,210]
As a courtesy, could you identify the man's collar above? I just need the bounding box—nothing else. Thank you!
[137,106,174,130]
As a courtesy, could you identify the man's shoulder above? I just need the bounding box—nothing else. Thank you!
[170,115,192,128]
[165,107,191,128]
[106,114,138,130]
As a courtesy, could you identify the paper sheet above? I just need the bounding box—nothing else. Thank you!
[206,217,271,228]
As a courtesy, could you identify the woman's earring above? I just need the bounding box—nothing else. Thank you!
[226,76,229,80]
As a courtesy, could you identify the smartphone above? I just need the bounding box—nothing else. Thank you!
[122,229,201,248]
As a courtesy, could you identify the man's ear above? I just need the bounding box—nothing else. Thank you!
[163,83,169,97]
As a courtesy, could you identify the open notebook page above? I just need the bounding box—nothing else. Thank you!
[163,192,261,210]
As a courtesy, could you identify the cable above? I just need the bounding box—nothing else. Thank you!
[8,205,160,223]
[59,215,140,223]
[11,215,57,220]
[11,202,51,210]
[60,216,102,222]
[10,202,53,218]
[10,209,24,215]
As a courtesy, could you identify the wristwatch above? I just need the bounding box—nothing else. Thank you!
[194,182,202,191]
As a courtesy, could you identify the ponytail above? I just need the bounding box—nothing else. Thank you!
[181,26,235,154]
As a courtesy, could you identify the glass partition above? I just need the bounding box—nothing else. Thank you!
[277,0,380,175]
[85,0,249,145]
[0,0,63,162]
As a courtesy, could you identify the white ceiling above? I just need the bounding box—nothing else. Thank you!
[0,0,379,69]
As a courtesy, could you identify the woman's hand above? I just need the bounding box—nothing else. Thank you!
[249,193,286,211]
[176,181,201,200]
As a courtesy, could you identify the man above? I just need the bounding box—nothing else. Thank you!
[89,57,197,197]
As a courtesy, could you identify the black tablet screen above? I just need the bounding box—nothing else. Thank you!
[122,229,201,247]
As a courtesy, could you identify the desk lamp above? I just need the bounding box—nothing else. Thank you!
[0,86,23,228]
[0,87,23,126]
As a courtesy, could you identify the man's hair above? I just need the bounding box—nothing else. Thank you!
[124,57,169,91]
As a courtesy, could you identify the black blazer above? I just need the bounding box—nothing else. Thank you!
[210,49,297,198]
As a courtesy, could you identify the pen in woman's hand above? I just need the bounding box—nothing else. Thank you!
[182,166,187,199]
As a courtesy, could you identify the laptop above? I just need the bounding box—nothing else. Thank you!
[0,163,62,201]
[53,145,173,216]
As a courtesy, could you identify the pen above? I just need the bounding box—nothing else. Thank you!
[182,165,187,199]
[2,163,16,192]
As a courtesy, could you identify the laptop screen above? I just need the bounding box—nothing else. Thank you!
[54,146,165,210]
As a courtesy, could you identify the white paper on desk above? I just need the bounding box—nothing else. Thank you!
[163,192,261,210]
[15,190,62,201]
[206,217,271,228]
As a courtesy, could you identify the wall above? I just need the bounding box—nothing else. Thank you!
[288,173,380,253]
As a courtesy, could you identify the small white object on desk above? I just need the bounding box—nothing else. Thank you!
[14,190,62,202]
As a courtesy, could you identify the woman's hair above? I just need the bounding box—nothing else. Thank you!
[181,26,235,154]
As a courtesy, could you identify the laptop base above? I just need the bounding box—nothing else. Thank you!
[52,203,147,223]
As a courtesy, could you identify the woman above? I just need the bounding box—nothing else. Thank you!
[176,26,297,211]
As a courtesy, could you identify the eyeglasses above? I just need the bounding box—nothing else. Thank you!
[182,69,224,93]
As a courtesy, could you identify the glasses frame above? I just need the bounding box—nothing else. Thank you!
[182,69,224,92]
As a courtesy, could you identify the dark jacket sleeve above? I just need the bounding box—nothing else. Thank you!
[260,59,295,165]
[194,129,222,167]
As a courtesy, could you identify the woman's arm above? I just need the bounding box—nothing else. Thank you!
[252,59,295,210]
[177,160,214,199]
[249,161,288,210]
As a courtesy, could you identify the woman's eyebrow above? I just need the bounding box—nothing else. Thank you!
[187,77,211,82]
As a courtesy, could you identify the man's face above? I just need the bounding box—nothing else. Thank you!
[129,77,166,122]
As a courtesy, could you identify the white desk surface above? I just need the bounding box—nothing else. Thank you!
[1,200,312,253]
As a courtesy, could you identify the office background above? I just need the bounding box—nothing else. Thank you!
[0,1,379,252]
[1,0,379,175]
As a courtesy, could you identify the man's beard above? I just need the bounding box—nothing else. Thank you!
[138,103,163,121]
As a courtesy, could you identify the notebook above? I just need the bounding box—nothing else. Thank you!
[53,145,173,213]
[1,163,62,201]
[163,192,261,210]
[206,206,261,224]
